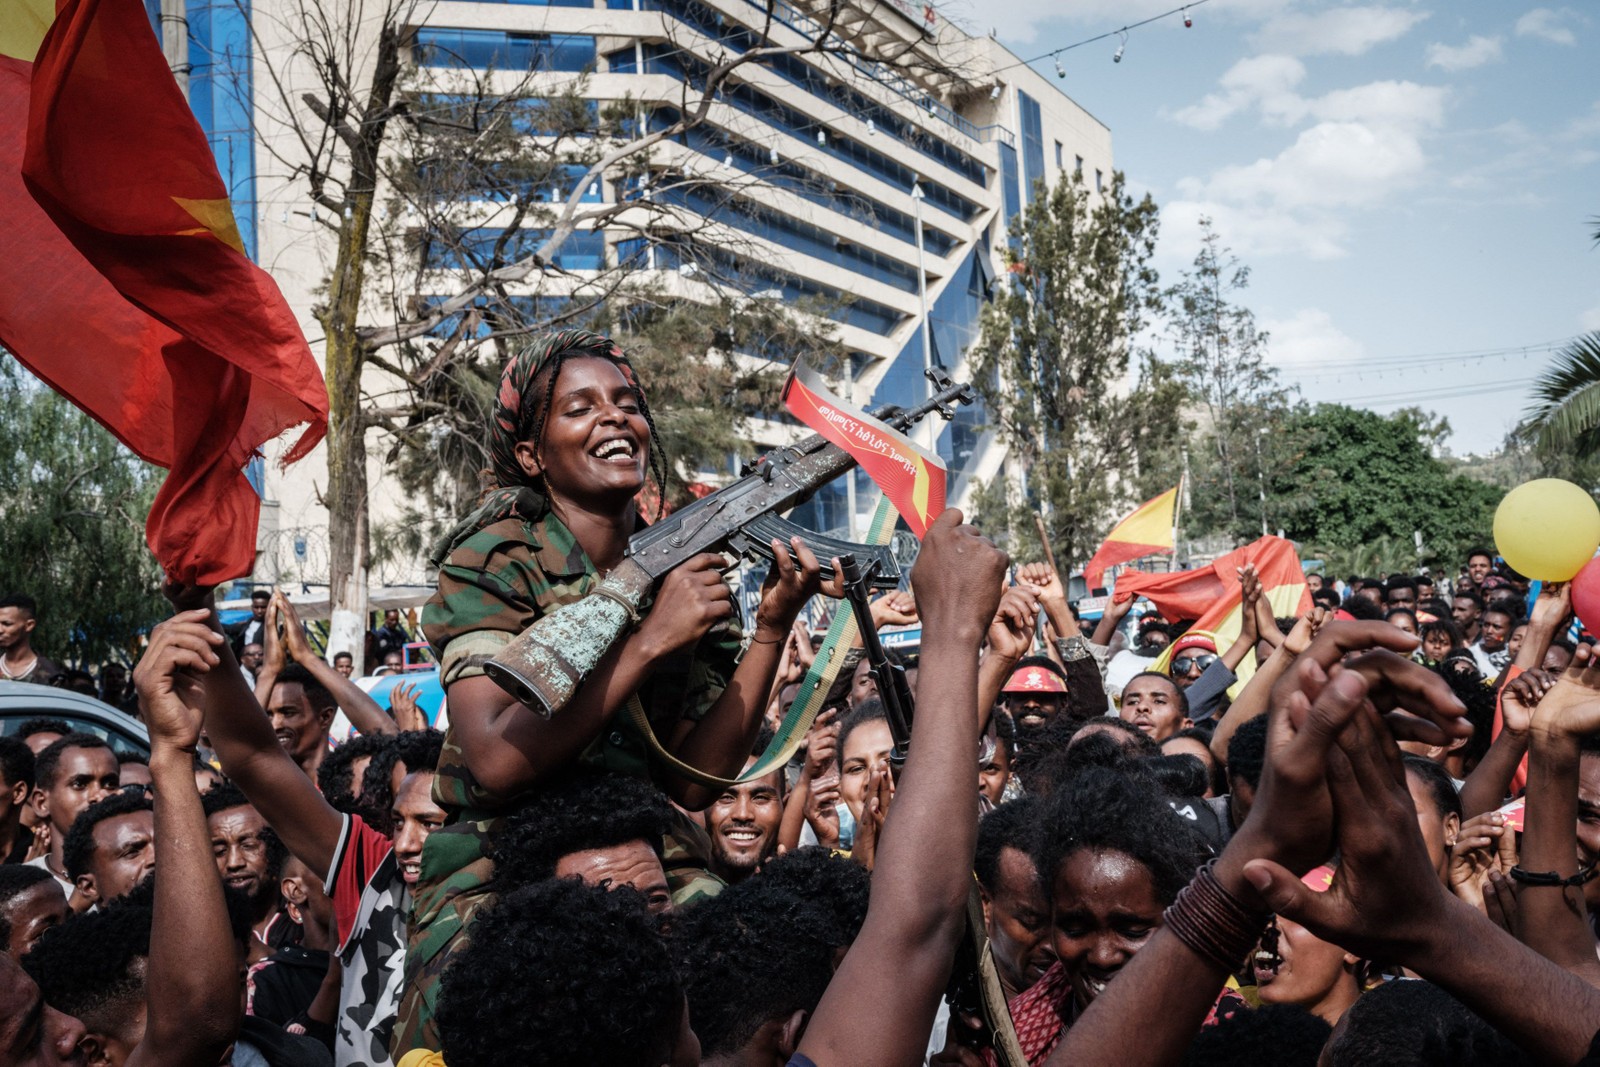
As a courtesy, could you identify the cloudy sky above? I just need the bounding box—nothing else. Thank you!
[945,0,1598,454]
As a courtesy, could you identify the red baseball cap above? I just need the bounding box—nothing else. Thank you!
[1169,633,1217,659]
[1002,665,1068,694]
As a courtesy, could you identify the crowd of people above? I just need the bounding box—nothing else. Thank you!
[3,329,1600,1067]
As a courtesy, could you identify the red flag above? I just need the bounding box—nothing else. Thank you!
[1111,536,1310,626]
[783,362,946,538]
[0,0,326,584]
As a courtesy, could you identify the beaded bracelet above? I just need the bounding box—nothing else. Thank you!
[1164,860,1271,973]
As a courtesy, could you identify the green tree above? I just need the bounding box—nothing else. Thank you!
[968,171,1183,565]
[0,358,165,667]
[1267,403,1502,571]
[1166,218,1295,542]
[1523,333,1600,461]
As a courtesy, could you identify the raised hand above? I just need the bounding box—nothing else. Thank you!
[637,553,737,657]
[260,594,286,677]
[805,772,842,849]
[850,764,895,871]
[1282,606,1327,657]
[911,510,1008,645]
[1450,810,1519,913]
[276,592,314,663]
[1501,668,1555,736]
[1242,692,1453,962]
[1276,621,1469,748]
[390,682,427,732]
[1529,581,1574,632]
[756,537,843,638]
[870,590,919,630]
[1016,561,1069,615]
[1531,646,1600,738]
[135,611,224,754]
[986,584,1041,662]
[803,708,841,782]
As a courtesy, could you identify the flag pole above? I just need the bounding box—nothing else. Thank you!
[1171,470,1187,573]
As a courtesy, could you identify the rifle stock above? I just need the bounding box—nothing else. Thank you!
[483,559,653,716]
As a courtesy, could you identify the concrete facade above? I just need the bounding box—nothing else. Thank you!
[177,0,1112,586]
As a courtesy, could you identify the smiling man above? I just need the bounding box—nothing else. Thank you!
[702,753,784,886]
[265,664,337,779]
[999,659,1070,738]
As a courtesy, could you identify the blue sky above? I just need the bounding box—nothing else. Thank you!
[945,0,1599,454]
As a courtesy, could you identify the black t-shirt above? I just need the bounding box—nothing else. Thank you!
[252,944,331,1029]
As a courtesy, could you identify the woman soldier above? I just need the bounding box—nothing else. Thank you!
[395,331,834,1054]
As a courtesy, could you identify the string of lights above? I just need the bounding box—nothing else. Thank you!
[988,0,1214,77]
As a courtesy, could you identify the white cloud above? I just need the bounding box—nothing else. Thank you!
[1169,54,1307,130]
[1261,308,1366,369]
[1583,304,1600,332]
[1515,8,1578,46]
[1425,35,1503,71]
[1251,6,1429,57]
[1168,78,1448,259]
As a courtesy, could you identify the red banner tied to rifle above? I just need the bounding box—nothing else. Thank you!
[783,362,946,538]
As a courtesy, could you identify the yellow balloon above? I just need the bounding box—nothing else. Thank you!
[1494,479,1600,581]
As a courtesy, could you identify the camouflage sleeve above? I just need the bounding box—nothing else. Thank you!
[420,520,547,661]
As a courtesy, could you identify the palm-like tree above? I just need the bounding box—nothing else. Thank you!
[1525,333,1600,459]
[1523,217,1600,459]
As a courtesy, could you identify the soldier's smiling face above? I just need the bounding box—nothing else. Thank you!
[517,357,649,505]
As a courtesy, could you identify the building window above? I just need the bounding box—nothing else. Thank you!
[1018,92,1044,205]
[1054,141,1063,169]
[1074,154,1083,175]
[414,28,596,71]
[1094,168,1103,193]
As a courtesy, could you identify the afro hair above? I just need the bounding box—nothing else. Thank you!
[437,879,683,1067]
[1226,715,1270,791]
[669,873,839,1057]
[23,895,152,1041]
[63,789,152,883]
[753,847,870,950]
[491,771,672,891]
[1324,980,1530,1066]
[975,797,1041,892]
[1032,765,1211,905]
[317,732,394,814]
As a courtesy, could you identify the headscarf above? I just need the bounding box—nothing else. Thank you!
[430,329,638,566]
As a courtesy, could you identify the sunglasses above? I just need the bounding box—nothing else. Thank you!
[1171,653,1217,675]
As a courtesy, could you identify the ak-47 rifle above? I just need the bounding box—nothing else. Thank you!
[483,367,974,716]
[838,555,914,770]
[836,553,1025,1065]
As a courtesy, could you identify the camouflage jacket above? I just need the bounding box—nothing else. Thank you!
[392,511,736,1058]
